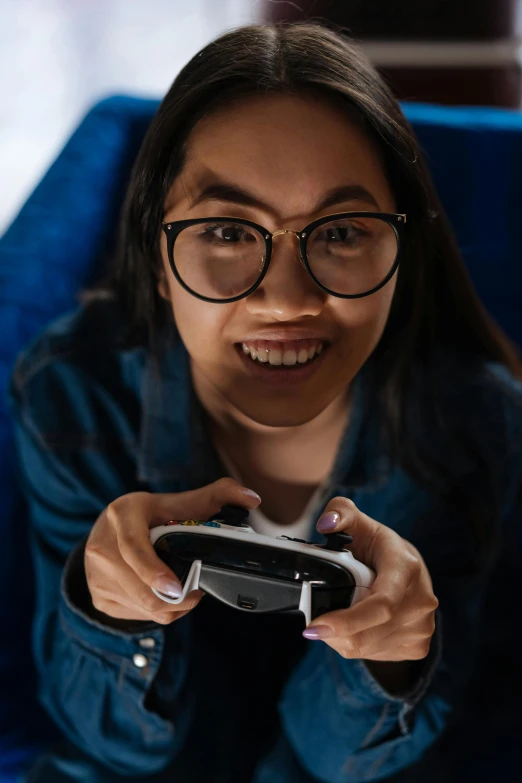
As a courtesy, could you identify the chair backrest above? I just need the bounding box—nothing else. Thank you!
[0,96,159,780]
[1,94,521,779]
[404,102,522,351]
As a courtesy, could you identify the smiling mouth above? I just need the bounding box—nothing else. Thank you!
[239,339,326,368]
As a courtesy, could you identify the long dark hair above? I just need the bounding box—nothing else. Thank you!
[96,22,522,574]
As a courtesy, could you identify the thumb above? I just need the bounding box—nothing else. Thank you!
[316,496,384,568]
[150,477,261,528]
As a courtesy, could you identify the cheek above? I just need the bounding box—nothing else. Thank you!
[160,244,233,364]
[372,280,397,328]
[336,278,395,367]
[168,284,230,359]
[336,278,395,336]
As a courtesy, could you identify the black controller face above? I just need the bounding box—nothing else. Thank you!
[154,505,356,619]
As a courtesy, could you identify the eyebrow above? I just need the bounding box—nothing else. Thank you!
[188,180,381,213]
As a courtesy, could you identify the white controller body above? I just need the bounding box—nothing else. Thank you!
[150,521,375,625]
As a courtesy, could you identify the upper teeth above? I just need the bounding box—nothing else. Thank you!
[241,341,324,366]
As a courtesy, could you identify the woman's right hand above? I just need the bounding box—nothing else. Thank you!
[84,478,261,625]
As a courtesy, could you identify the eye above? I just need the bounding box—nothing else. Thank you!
[317,223,367,244]
[325,226,354,242]
[199,223,257,244]
[310,218,375,252]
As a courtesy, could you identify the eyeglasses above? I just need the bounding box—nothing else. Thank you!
[161,212,406,304]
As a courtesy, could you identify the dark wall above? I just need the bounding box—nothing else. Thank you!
[261,1,521,107]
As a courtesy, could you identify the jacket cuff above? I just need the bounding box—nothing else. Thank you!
[59,537,165,664]
[333,610,443,733]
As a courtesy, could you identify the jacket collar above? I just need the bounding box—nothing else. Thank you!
[137,330,222,491]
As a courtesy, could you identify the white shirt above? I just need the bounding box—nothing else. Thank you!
[216,447,327,541]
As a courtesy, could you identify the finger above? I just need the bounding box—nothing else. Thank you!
[119,479,261,593]
[308,559,426,638]
[317,496,403,575]
[87,532,182,602]
[315,557,434,637]
[91,566,204,619]
[95,597,197,625]
[127,580,205,618]
[99,495,180,591]
[362,642,432,662]
[315,556,407,640]
[150,477,262,526]
[318,499,425,624]
[343,613,436,658]
[310,592,400,638]
[364,615,436,652]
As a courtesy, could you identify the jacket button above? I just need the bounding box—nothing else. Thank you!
[132,653,149,669]
[138,637,156,649]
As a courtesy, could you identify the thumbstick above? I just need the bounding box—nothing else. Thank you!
[323,531,353,552]
[208,504,250,526]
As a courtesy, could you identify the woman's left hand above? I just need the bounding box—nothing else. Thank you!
[304,497,439,668]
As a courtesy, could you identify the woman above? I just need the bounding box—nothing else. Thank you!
[9,21,522,783]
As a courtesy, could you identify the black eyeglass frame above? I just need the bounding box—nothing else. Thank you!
[161,211,406,304]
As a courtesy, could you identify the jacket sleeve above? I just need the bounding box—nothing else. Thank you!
[278,598,451,782]
[276,368,522,783]
[8,358,193,776]
[278,536,522,783]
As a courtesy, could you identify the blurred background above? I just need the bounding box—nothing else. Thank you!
[0,0,259,235]
[2,3,522,781]
[2,0,522,235]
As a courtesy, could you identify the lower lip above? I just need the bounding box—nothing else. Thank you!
[235,344,329,387]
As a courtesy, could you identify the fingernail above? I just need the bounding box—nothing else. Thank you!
[302,625,334,640]
[317,512,340,532]
[240,488,262,502]
[154,576,183,598]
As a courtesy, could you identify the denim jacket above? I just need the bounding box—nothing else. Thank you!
[7,299,522,783]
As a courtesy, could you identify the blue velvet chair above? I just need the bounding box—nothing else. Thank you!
[1,95,521,781]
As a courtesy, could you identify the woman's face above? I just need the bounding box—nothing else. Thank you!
[159,92,398,427]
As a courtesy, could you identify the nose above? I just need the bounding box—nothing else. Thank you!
[245,231,325,320]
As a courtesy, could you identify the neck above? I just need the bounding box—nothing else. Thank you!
[191,363,352,486]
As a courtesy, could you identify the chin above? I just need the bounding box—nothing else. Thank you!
[230,395,331,428]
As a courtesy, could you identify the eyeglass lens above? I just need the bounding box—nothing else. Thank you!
[172,217,398,300]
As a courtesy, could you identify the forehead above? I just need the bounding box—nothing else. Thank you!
[167,92,395,218]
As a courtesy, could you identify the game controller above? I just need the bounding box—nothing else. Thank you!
[150,505,375,625]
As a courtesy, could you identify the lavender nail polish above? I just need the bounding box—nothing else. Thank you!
[241,488,262,502]
[154,576,183,598]
[302,625,333,640]
[316,512,340,533]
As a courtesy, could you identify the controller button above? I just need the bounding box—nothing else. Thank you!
[208,504,250,526]
[132,654,149,669]
[138,638,156,650]
[323,531,353,551]
[202,521,221,528]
